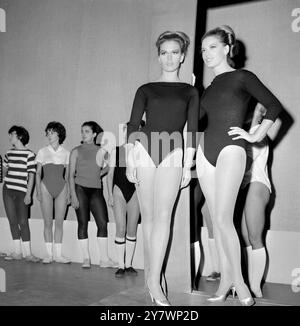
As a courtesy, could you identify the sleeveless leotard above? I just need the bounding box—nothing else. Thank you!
[36,145,69,198]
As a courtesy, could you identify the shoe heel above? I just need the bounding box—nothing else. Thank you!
[148,291,154,303]
[231,286,236,299]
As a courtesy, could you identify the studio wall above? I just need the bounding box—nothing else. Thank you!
[0,0,197,292]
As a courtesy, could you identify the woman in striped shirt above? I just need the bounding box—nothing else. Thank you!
[2,126,39,262]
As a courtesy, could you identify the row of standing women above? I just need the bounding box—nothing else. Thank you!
[1,25,283,306]
[2,121,142,277]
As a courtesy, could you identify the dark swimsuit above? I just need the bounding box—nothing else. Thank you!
[200,70,282,166]
[113,146,136,203]
[42,164,66,198]
[127,82,199,167]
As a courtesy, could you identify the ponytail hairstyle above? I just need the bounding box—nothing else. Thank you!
[156,31,190,58]
[201,25,236,67]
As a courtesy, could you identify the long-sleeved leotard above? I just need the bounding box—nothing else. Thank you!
[127,82,199,167]
[200,69,282,166]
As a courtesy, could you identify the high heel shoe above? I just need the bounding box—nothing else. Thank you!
[235,283,255,306]
[207,285,235,303]
[148,290,171,306]
[240,297,255,306]
[147,281,171,306]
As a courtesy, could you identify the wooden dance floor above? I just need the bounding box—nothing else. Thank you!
[0,257,299,306]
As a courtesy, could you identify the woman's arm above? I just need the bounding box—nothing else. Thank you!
[106,148,116,207]
[181,87,199,188]
[65,164,70,204]
[126,86,146,184]
[24,172,35,205]
[229,71,283,143]
[69,148,79,209]
[36,163,43,201]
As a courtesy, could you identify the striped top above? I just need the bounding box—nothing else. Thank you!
[3,148,37,193]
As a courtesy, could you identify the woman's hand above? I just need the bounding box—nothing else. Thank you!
[24,193,32,205]
[126,166,139,185]
[108,195,114,207]
[180,166,192,189]
[66,188,71,205]
[71,194,79,210]
[36,191,42,202]
[228,127,256,143]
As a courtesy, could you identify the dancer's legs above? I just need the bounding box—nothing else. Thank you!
[147,149,183,299]
[125,191,140,268]
[196,145,229,289]
[244,182,269,296]
[214,145,251,299]
[40,182,54,243]
[113,185,127,268]
[54,184,68,244]
[135,142,156,284]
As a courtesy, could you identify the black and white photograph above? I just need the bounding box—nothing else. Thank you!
[0,0,299,313]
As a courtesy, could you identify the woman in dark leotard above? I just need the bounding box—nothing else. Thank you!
[106,121,144,278]
[69,121,117,269]
[126,31,199,305]
[36,122,71,264]
[196,26,282,305]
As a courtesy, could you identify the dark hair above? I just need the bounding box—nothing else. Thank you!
[45,121,66,144]
[81,121,103,144]
[156,31,190,56]
[8,125,30,145]
[201,25,236,67]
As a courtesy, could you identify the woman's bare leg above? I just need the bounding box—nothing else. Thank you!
[214,145,251,300]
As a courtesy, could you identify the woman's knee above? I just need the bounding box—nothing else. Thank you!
[116,225,126,238]
[97,226,108,238]
[248,233,264,249]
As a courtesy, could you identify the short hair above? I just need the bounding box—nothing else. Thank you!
[201,25,236,67]
[45,121,66,144]
[8,125,30,145]
[81,121,103,144]
[156,31,190,56]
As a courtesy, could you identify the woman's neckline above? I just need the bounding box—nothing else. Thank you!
[149,81,190,86]
[214,69,241,79]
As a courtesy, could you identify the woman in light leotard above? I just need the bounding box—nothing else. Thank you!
[240,104,271,298]
[36,121,71,264]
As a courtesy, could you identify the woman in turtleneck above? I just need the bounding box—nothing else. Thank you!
[69,121,117,269]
